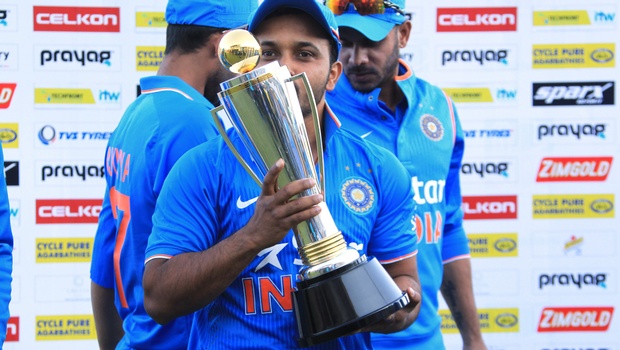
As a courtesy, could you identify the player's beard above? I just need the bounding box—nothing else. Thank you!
[345,38,400,93]
[297,71,330,120]
[204,65,237,106]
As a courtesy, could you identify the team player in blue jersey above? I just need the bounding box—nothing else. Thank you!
[143,0,422,348]
[89,1,257,349]
[326,1,487,349]
[0,146,13,346]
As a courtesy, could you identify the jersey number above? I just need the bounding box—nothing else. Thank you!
[110,186,131,308]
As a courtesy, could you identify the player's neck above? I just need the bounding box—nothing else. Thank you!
[378,79,404,112]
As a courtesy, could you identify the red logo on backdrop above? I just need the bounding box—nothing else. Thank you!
[437,7,518,32]
[538,307,614,332]
[0,83,16,109]
[33,6,120,32]
[537,157,613,182]
[462,195,518,219]
[6,316,19,342]
[36,199,102,224]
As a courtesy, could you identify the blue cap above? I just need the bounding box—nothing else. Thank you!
[335,0,407,42]
[166,0,258,28]
[248,0,341,56]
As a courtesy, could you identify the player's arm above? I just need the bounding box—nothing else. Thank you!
[143,159,323,325]
[91,281,124,349]
[0,147,13,344]
[441,102,486,350]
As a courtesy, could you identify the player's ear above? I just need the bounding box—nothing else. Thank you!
[397,21,412,49]
[326,61,342,91]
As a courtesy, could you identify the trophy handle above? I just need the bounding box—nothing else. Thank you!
[286,73,326,195]
[211,105,263,187]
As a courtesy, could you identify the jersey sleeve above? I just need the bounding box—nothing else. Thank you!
[0,146,13,343]
[367,149,418,264]
[90,187,116,288]
[441,102,470,263]
[150,102,219,197]
[146,143,220,261]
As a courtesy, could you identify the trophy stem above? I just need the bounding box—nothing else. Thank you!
[298,231,347,267]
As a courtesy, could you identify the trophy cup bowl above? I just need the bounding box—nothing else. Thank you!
[211,29,410,347]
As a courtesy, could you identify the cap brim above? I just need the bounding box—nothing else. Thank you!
[336,12,395,42]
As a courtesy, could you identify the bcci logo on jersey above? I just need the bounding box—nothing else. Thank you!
[340,178,375,214]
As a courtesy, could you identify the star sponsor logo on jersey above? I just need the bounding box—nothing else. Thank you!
[9,199,20,227]
[35,238,93,263]
[538,306,614,332]
[136,46,165,71]
[33,6,120,32]
[35,45,120,71]
[4,161,18,186]
[536,157,613,182]
[534,120,614,144]
[410,176,446,244]
[36,124,113,149]
[0,44,17,70]
[462,195,518,220]
[437,7,517,32]
[438,45,517,70]
[532,231,616,258]
[537,270,613,293]
[0,83,16,109]
[34,86,121,108]
[37,161,105,185]
[441,308,519,333]
[442,84,517,105]
[419,114,444,141]
[0,122,18,148]
[461,158,517,183]
[472,269,519,296]
[135,10,167,31]
[35,275,90,302]
[468,233,518,258]
[532,43,616,69]
[532,194,614,219]
[533,5,617,29]
[35,314,97,340]
[0,5,17,32]
[340,177,376,214]
[463,119,518,148]
[35,199,102,224]
[533,81,614,106]
[5,316,18,342]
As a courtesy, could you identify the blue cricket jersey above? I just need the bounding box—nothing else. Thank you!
[0,146,13,346]
[90,76,219,349]
[146,105,418,349]
[327,60,471,350]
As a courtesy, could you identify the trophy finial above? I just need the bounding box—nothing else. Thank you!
[218,29,261,74]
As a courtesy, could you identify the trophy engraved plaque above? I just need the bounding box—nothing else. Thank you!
[211,29,410,347]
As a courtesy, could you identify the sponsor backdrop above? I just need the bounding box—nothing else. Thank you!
[0,0,618,349]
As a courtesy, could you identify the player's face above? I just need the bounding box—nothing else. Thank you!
[339,26,400,93]
[253,12,341,118]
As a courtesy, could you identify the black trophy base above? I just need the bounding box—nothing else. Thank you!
[293,256,410,347]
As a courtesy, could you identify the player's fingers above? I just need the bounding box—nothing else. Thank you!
[261,159,285,196]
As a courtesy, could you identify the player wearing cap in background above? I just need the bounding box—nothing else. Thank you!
[326,1,487,349]
[89,1,257,349]
[0,145,13,347]
[142,0,421,348]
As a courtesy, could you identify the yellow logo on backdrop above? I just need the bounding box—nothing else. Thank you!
[532,194,615,219]
[136,46,165,71]
[533,11,591,26]
[441,308,519,333]
[35,88,95,104]
[0,123,18,148]
[532,43,615,68]
[442,88,493,103]
[468,233,518,258]
[36,315,96,340]
[36,238,93,263]
[136,12,167,28]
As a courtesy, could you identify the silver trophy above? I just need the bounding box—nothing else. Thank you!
[211,29,409,347]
